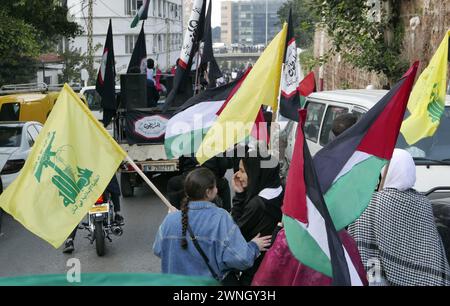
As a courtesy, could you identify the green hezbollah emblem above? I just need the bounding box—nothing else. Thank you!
[427,83,445,123]
[34,131,93,208]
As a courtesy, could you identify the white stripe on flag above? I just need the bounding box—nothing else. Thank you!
[165,100,225,138]
[332,151,372,184]
[299,196,362,285]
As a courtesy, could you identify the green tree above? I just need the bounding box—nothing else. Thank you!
[277,0,318,49]
[0,0,81,85]
[309,0,408,84]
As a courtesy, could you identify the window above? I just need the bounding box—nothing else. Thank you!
[125,35,139,54]
[0,103,20,121]
[27,125,39,147]
[152,34,156,53]
[304,102,326,143]
[84,89,102,111]
[125,0,143,16]
[0,126,22,147]
[352,107,365,121]
[319,105,349,146]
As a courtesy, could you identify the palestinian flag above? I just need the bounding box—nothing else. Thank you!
[314,62,419,231]
[164,70,266,159]
[299,71,316,108]
[283,110,363,285]
[130,0,150,28]
[165,81,236,159]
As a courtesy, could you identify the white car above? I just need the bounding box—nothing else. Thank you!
[0,121,43,190]
[80,86,120,135]
[284,90,450,195]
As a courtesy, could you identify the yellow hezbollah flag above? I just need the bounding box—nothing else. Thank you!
[0,84,126,248]
[400,30,450,145]
[196,23,287,164]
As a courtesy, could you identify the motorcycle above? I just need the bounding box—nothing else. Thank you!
[81,192,123,256]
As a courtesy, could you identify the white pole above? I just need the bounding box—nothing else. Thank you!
[125,155,177,212]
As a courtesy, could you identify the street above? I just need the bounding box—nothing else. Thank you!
[0,175,170,278]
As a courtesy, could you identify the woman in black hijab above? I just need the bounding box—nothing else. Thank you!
[231,153,283,285]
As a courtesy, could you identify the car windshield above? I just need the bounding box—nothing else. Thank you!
[396,106,450,162]
[0,126,22,147]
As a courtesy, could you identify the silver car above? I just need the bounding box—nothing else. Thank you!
[0,121,43,191]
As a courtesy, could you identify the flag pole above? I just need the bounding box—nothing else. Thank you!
[125,155,177,212]
[269,63,285,156]
[194,49,202,94]
[275,63,285,122]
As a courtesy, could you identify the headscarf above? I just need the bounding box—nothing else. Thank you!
[242,154,282,201]
[382,149,416,191]
[348,155,450,286]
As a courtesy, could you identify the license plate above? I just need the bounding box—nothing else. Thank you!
[89,204,109,214]
[144,164,177,172]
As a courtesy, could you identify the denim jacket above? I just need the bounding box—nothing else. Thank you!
[153,201,260,280]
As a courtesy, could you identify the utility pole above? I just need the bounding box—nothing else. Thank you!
[265,0,268,46]
[87,0,94,83]
[166,18,170,70]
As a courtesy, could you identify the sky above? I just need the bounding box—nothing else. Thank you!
[211,0,221,28]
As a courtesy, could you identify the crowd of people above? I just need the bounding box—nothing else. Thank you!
[153,113,450,286]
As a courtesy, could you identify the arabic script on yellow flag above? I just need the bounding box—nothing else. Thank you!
[400,30,450,145]
[0,84,126,248]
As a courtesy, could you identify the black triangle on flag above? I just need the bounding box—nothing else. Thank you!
[95,19,117,123]
[127,22,147,74]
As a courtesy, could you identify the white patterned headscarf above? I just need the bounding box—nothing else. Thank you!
[382,149,416,191]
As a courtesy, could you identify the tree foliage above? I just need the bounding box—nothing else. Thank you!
[309,0,408,83]
[277,0,318,49]
[0,0,82,85]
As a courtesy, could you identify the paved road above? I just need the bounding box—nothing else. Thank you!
[0,175,170,278]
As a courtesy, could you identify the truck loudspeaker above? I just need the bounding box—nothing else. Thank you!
[120,73,147,110]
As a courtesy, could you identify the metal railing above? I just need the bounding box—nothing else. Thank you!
[0,82,48,95]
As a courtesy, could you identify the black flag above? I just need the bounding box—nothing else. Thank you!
[127,23,147,73]
[162,0,206,111]
[95,19,116,126]
[201,0,222,88]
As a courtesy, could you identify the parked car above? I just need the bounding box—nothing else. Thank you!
[0,83,58,124]
[79,86,121,136]
[284,89,450,195]
[0,121,43,190]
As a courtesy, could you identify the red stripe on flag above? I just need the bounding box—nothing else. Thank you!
[298,71,316,96]
[216,67,252,115]
[251,107,269,142]
[282,110,308,223]
[179,59,188,70]
[357,61,419,160]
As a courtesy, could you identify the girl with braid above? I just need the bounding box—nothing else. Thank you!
[153,168,271,281]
